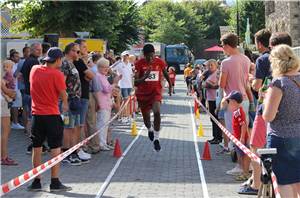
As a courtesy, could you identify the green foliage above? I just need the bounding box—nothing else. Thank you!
[140,0,229,54]
[228,0,265,42]
[6,0,140,53]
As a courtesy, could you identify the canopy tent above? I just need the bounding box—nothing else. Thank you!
[204,45,223,52]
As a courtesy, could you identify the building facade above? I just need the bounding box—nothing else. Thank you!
[265,1,300,46]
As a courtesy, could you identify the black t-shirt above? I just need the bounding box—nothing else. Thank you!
[73,58,90,99]
[20,55,40,95]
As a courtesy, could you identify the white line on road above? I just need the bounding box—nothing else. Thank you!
[189,101,209,198]
[95,125,145,198]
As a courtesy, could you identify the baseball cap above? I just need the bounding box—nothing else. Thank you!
[121,51,130,57]
[43,47,64,62]
[143,44,155,54]
[226,91,243,104]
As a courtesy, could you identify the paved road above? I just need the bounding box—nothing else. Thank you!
[1,75,253,198]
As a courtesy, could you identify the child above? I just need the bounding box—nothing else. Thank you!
[168,67,176,94]
[224,91,251,181]
[2,60,16,108]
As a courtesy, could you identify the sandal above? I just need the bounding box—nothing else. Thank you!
[240,178,253,187]
[235,173,250,181]
[1,157,18,166]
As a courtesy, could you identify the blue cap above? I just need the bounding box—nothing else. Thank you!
[43,47,64,62]
[227,90,243,104]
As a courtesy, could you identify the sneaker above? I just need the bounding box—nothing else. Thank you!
[226,165,243,176]
[100,146,111,151]
[216,147,230,155]
[153,140,161,152]
[67,154,82,166]
[62,156,71,164]
[106,145,114,150]
[77,149,91,160]
[1,157,18,166]
[238,186,258,195]
[148,130,154,142]
[11,123,25,130]
[50,180,72,192]
[27,179,42,192]
[26,144,33,155]
[235,173,251,181]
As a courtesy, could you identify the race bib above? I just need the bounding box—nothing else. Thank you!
[145,71,159,82]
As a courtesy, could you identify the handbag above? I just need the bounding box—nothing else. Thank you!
[68,97,82,114]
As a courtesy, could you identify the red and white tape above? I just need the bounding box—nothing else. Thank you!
[1,93,135,196]
[193,96,281,198]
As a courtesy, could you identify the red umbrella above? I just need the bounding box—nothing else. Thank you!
[204,45,223,52]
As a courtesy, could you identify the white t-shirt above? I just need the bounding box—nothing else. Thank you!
[114,61,133,89]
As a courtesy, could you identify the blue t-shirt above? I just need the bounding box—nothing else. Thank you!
[255,52,271,81]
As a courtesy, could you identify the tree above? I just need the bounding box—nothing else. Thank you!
[228,0,265,42]
[5,0,140,53]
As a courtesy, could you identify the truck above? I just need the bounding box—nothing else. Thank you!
[129,43,193,73]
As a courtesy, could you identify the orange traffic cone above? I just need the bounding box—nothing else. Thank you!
[201,141,211,160]
[194,100,198,114]
[113,139,123,158]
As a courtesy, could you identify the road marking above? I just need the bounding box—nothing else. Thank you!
[95,125,145,198]
[189,101,209,198]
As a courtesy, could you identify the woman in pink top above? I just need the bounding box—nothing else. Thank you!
[204,59,222,144]
[96,58,121,151]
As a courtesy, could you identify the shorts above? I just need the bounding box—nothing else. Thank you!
[234,144,249,157]
[250,115,266,148]
[137,90,162,113]
[31,115,63,149]
[218,109,225,120]
[12,90,22,108]
[1,98,10,117]
[22,93,32,119]
[121,88,132,99]
[64,111,81,129]
[79,98,89,126]
[267,134,300,185]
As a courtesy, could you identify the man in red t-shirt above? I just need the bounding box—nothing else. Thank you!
[28,47,71,192]
[168,67,176,94]
[226,91,251,180]
[134,44,172,152]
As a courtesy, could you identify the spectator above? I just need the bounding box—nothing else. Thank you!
[240,29,272,195]
[219,33,253,176]
[2,60,15,108]
[269,32,292,48]
[1,76,18,165]
[85,53,102,154]
[203,59,222,145]
[223,91,251,181]
[112,51,133,123]
[40,42,51,62]
[263,44,300,197]
[20,42,43,154]
[74,39,94,160]
[60,42,88,165]
[96,58,121,151]
[9,51,25,130]
[168,67,176,94]
[27,47,71,192]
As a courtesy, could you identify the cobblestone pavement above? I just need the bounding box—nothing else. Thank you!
[1,75,253,198]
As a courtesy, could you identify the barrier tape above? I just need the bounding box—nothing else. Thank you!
[193,96,281,198]
[1,92,135,196]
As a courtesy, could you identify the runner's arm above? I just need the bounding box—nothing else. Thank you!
[134,69,151,86]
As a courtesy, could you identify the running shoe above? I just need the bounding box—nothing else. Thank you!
[50,180,72,192]
[153,140,161,152]
[148,130,154,142]
[226,165,243,176]
[77,149,91,160]
[238,186,258,195]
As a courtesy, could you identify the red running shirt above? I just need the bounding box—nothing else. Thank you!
[232,107,248,142]
[30,65,66,115]
[135,57,166,96]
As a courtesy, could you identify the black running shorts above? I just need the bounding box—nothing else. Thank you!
[31,115,63,149]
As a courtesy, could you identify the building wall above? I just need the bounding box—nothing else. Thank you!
[265,1,300,46]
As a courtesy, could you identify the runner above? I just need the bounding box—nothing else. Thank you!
[134,44,172,152]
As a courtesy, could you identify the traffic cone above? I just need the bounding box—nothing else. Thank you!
[201,141,211,160]
[197,122,204,137]
[194,100,198,114]
[195,109,200,119]
[131,120,137,136]
[113,139,122,158]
